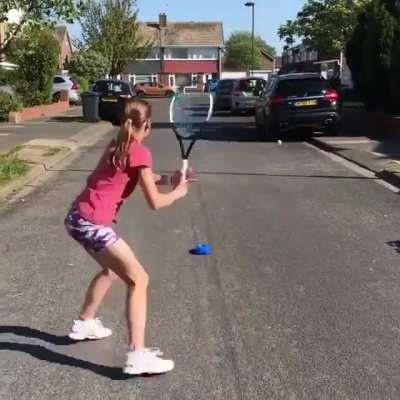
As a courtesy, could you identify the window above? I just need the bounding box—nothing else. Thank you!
[175,73,191,88]
[53,76,65,84]
[134,75,158,84]
[276,78,329,97]
[189,47,218,60]
[144,47,160,59]
[165,48,189,59]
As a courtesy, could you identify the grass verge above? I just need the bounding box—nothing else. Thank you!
[0,148,30,186]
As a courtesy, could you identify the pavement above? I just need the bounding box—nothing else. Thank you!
[1,98,400,399]
[310,106,400,188]
[0,106,114,200]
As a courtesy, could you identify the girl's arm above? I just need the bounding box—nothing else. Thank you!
[140,167,187,210]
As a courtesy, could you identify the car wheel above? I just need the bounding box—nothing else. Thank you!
[326,125,340,136]
[166,90,175,97]
[255,110,264,134]
[52,92,61,103]
[137,91,145,97]
[264,121,280,141]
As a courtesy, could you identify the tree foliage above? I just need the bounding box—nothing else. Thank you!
[9,26,60,106]
[0,0,82,55]
[66,48,109,83]
[346,0,400,112]
[225,31,276,71]
[278,0,369,56]
[79,0,150,76]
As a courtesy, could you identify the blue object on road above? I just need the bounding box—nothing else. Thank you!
[190,243,213,255]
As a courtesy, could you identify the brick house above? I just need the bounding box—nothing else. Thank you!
[55,26,74,71]
[280,44,353,87]
[122,14,224,90]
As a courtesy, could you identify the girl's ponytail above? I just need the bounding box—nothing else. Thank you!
[111,99,152,169]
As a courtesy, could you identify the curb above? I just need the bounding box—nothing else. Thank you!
[0,122,114,200]
[309,137,400,190]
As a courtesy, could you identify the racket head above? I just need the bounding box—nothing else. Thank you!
[169,92,213,139]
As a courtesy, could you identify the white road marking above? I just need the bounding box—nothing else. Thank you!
[0,133,12,136]
[304,141,400,193]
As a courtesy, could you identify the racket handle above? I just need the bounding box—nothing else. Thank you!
[181,159,189,178]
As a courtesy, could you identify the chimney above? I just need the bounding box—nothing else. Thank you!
[159,13,167,28]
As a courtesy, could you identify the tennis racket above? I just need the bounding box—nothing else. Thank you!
[169,92,213,178]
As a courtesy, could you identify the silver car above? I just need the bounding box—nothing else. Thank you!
[52,75,81,104]
[230,77,267,114]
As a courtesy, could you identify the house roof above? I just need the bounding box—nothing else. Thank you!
[139,21,224,47]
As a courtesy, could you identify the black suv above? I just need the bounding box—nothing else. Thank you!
[93,80,136,125]
[255,73,342,138]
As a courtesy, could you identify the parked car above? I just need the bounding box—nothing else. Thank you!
[255,73,342,138]
[204,79,219,92]
[52,75,80,104]
[230,77,267,114]
[92,79,136,125]
[213,79,237,111]
[134,82,175,97]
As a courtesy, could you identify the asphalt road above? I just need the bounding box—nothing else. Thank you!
[0,107,89,153]
[1,98,400,399]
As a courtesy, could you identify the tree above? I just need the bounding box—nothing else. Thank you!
[79,0,150,77]
[0,0,82,56]
[346,0,400,112]
[9,26,60,106]
[66,48,109,83]
[225,32,276,71]
[278,0,369,57]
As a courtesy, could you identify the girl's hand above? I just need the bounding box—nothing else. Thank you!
[155,174,169,185]
[173,174,188,199]
[171,168,198,187]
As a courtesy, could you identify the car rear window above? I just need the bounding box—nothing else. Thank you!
[276,78,329,97]
[217,80,234,90]
[238,79,259,93]
[94,81,130,94]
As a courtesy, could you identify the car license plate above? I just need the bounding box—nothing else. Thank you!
[295,99,318,107]
[102,96,118,103]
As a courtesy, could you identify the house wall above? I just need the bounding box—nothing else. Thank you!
[58,34,73,70]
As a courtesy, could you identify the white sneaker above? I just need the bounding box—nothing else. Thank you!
[123,348,174,375]
[68,318,112,340]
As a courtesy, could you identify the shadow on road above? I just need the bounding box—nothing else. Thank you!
[47,116,86,123]
[0,325,161,380]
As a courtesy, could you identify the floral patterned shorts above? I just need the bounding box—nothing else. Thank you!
[64,209,120,253]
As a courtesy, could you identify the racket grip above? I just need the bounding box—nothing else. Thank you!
[181,159,189,177]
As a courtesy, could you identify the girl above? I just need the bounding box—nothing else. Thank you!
[64,99,189,375]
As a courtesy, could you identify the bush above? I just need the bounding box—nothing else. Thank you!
[0,91,22,122]
[70,74,90,92]
[346,0,400,114]
[66,49,109,84]
[9,26,60,107]
[0,69,17,86]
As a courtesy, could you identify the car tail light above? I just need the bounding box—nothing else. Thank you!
[268,96,285,106]
[325,89,339,101]
[71,81,80,90]
[119,94,132,99]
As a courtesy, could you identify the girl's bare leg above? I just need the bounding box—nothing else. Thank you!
[90,239,149,350]
[79,268,120,320]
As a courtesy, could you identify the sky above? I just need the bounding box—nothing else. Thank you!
[70,0,306,54]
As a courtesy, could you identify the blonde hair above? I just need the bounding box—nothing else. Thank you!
[111,99,152,169]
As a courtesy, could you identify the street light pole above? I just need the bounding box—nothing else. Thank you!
[245,2,255,76]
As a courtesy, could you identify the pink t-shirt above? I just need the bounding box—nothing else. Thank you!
[75,140,153,225]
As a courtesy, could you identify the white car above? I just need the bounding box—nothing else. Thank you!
[52,75,80,104]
